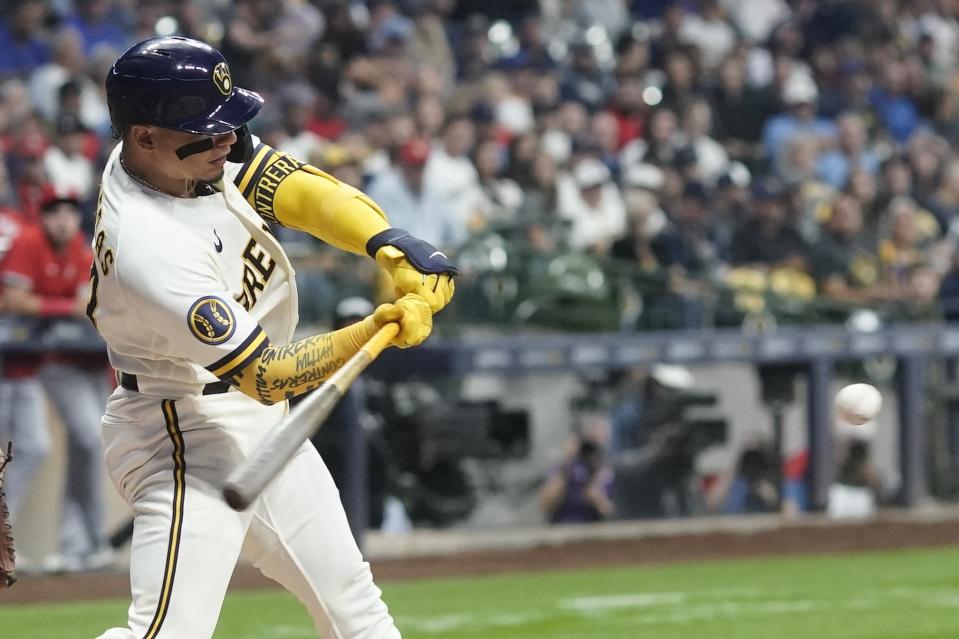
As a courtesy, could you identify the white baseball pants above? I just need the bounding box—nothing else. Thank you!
[96,388,400,639]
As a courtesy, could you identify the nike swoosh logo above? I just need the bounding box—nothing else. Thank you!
[428,251,447,260]
[213,229,223,253]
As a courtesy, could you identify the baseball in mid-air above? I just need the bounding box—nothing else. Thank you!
[835,383,883,425]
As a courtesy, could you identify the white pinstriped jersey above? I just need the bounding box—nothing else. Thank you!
[88,139,298,398]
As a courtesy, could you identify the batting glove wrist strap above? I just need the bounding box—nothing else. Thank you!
[366,228,458,276]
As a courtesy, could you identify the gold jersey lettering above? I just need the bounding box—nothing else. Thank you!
[234,237,276,310]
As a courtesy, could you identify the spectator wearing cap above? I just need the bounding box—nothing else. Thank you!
[728,176,808,270]
[713,161,753,233]
[812,193,882,303]
[2,190,111,572]
[558,158,626,253]
[652,180,723,277]
[44,115,95,208]
[560,42,615,112]
[0,0,51,78]
[815,112,880,189]
[762,71,837,170]
[366,137,465,250]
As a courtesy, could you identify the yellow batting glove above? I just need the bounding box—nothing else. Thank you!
[365,229,457,314]
[376,245,455,314]
[372,293,433,348]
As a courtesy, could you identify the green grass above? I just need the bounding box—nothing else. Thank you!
[5,546,959,638]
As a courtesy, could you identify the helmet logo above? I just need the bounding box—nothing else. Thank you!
[212,62,232,96]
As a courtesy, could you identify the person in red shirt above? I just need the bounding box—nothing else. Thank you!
[2,191,111,572]
[0,208,50,540]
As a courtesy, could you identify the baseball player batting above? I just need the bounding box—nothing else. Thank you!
[90,37,455,639]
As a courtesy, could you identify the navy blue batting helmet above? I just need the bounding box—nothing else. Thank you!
[106,36,263,137]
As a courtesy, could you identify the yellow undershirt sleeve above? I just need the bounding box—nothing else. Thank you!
[233,144,389,256]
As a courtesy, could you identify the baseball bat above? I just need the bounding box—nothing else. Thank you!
[222,322,400,511]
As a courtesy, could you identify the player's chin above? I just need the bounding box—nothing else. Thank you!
[198,166,226,182]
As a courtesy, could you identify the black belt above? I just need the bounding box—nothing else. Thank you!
[118,372,231,396]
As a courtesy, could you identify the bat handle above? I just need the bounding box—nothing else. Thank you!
[363,322,400,358]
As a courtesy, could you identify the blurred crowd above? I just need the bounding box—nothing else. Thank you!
[8,0,952,563]
[3,0,959,327]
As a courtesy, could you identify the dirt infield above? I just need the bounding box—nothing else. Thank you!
[3,514,959,606]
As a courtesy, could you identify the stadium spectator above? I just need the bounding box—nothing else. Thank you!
[812,193,882,304]
[677,0,737,70]
[28,26,109,133]
[679,98,730,185]
[43,114,96,207]
[0,209,45,529]
[558,158,626,254]
[11,132,52,224]
[711,55,777,165]
[540,435,614,524]
[717,441,780,515]
[65,0,130,56]
[423,115,483,231]
[652,180,722,278]
[828,438,882,519]
[1,191,110,572]
[762,71,837,171]
[273,82,326,161]
[815,111,880,189]
[610,165,668,272]
[0,0,50,78]
[922,158,959,233]
[728,176,808,271]
[869,58,922,145]
[472,137,523,226]
[366,137,465,250]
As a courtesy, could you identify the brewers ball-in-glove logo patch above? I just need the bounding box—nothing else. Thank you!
[212,62,232,96]
[188,296,236,345]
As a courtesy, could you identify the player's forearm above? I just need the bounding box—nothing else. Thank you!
[228,317,379,405]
